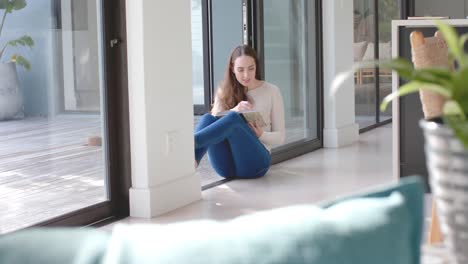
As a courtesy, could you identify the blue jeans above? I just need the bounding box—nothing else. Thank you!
[195,112,271,179]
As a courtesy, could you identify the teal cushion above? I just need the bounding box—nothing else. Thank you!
[104,176,424,264]
[0,228,110,264]
[0,177,424,264]
[321,176,424,264]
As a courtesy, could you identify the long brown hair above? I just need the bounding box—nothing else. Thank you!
[213,45,262,112]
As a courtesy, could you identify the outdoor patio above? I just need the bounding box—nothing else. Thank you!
[0,115,105,234]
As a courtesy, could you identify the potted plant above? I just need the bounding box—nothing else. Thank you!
[333,21,468,263]
[0,0,33,120]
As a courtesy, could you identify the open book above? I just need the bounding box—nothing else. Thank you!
[215,110,266,127]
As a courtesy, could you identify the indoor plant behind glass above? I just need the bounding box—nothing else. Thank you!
[0,0,33,120]
[333,21,468,263]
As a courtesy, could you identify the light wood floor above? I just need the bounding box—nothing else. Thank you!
[0,115,105,234]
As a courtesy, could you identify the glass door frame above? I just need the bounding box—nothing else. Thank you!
[245,0,324,164]
[194,0,323,190]
[358,0,414,133]
[193,0,214,115]
[51,1,102,115]
[32,0,131,228]
[402,0,415,19]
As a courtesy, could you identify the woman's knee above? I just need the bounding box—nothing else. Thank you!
[200,113,217,123]
[239,151,271,178]
[225,111,243,122]
[210,160,236,179]
[195,113,217,131]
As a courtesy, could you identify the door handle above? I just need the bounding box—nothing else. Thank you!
[110,38,121,48]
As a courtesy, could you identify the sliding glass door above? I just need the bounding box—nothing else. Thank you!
[250,0,322,161]
[191,0,207,114]
[192,0,246,187]
[0,0,129,233]
[191,0,322,187]
[378,0,400,122]
[192,0,243,115]
[353,0,402,131]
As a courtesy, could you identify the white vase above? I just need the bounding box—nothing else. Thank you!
[420,118,468,264]
[0,62,23,120]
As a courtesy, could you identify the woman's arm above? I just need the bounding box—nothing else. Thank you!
[212,96,252,115]
[211,97,222,116]
[259,86,285,145]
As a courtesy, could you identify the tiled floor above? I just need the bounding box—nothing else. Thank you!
[107,123,403,226]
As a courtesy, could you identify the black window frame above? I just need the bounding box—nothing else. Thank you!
[247,0,324,163]
[198,0,324,189]
[358,0,414,134]
[193,0,214,115]
[32,0,131,229]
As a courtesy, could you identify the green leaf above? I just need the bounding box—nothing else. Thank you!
[379,58,415,80]
[330,61,376,96]
[331,57,416,97]
[459,33,468,50]
[443,100,466,120]
[0,0,26,10]
[380,81,451,112]
[457,33,468,66]
[435,21,467,67]
[5,3,13,13]
[414,67,452,81]
[12,0,26,10]
[352,58,414,79]
[444,115,468,149]
[20,35,33,46]
[7,35,33,48]
[411,67,454,89]
[457,98,468,117]
[12,54,30,70]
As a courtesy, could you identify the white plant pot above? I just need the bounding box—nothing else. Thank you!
[0,62,23,120]
[420,118,468,264]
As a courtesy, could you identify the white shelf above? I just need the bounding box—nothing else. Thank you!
[390,19,468,181]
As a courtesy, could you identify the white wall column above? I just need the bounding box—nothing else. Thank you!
[126,0,201,218]
[322,0,359,148]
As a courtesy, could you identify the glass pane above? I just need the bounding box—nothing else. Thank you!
[354,0,377,129]
[263,0,317,146]
[191,0,204,105]
[211,0,243,94]
[0,0,108,233]
[196,0,243,187]
[379,0,401,122]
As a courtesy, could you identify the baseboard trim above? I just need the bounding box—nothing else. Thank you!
[129,174,201,218]
[323,123,359,148]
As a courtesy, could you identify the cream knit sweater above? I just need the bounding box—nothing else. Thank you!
[213,81,285,151]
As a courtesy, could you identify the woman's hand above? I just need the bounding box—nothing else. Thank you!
[232,101,252,112]
[248,122,263,138]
